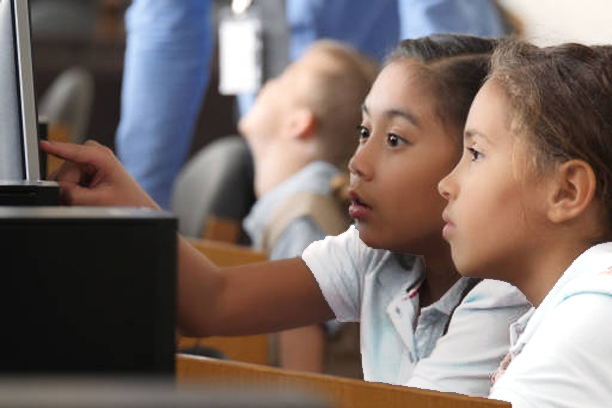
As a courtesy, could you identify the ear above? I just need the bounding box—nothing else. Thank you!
[547,159,597,224]
[284,108,316,140]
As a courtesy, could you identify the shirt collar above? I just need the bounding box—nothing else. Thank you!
[243,161,340,246]
[515,241,612,347]
[387,253,473,317]
[423,277,478,316]
[537,241,612,312]
[508,307,535,349]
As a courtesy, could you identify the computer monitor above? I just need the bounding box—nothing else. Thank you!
[0,0,59,205]
[0,0,40,182]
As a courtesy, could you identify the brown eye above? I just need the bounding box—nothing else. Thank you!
[386,133,407,147]
[467,147,483,162]
[388,134,399,146]
[356,125,370,142]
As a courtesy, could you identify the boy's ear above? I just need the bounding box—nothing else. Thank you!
[547,159,597,224]
[285,108,316,140]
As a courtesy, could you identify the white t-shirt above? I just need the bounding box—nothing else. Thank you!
[489,242,612,407]
[302,226,530,396]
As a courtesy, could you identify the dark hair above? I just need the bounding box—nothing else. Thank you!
[386,33,498,63]
[386,34,498,137]
[489,40,612,228]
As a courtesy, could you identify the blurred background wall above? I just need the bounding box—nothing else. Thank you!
[500,0,612,45]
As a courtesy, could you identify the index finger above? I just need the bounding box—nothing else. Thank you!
[40,140,109,168]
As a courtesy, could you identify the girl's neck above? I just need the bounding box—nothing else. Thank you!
[514,239,594,307]
[418,241,460,308]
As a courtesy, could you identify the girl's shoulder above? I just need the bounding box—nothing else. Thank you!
[302,225,388,276]
[306,225,398,263]
[513,266,612,353]
[556,267,612,304]
[462,279,531,310]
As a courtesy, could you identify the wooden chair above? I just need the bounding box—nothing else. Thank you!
[186,238,266,267]
[177,239,270,365]
[176,354,511,408]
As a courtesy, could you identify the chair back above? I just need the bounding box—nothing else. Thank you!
[171,136,255,242]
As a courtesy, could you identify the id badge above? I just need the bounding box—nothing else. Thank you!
[218,5,263,95]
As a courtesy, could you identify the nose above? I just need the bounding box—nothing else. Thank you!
[438,168,456,201]
[348,141,374,182]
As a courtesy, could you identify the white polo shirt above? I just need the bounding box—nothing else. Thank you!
[490,242,612,407]
[302,226,530,396]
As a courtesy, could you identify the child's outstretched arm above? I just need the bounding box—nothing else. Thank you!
[176,239,332,336]
[41,140,335,337]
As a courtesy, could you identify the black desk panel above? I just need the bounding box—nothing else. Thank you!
[0,207,176,375]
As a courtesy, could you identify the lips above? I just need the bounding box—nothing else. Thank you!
[348,190,372,219]
[441,210,455,239]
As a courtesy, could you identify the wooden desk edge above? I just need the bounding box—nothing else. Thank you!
[176,354,510,408]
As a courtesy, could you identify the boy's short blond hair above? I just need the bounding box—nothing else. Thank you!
[294,40,379,169]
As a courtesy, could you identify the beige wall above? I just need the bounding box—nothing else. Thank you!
[500,0,612,45]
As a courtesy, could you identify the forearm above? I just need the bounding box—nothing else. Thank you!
[176,236,335,337]
[175,235,226,337]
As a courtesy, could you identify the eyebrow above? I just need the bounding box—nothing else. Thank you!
[361,104,420,127]
[464,129,491,144]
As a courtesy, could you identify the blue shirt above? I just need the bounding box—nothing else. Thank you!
[243,161,340,261]
[303,226,531,395]
[287,0,507,63]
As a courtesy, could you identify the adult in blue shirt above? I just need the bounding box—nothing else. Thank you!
[116,0,508,209]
